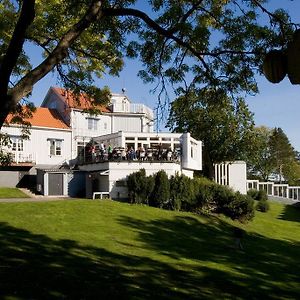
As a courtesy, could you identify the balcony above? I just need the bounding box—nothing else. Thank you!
[11,152,36,165]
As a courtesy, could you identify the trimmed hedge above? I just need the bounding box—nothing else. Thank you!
[126,170,255,222]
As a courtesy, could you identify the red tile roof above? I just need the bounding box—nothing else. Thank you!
[52,87,111,113]
[6,107,70,129]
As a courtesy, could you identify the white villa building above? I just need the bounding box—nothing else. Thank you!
[1,87,205,198]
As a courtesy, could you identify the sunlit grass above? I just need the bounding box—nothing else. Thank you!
[0,199,299,299]
[0,187,29,198]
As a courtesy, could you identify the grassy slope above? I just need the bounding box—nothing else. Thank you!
[0,188,29,198]
[0,200,299,299]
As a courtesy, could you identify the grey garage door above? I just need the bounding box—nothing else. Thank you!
[48,173,63,195]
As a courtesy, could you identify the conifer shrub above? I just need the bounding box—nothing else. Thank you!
[192,177,215,212]
[169,173,195,211]
[127,169,153,204]
[256,199,270,212]
[224,193,255,222]
[126,169,255,222]
[247,188,259,199]
[149,170,170,208]
[256,190,268,201]
[247,189,268,201]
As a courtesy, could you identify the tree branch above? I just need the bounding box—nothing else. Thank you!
[103,7,210,69]
[0,0,35,99]
[9,0,103,104]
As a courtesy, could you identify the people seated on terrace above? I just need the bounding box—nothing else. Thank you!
[138,146,146,161]
[121,147,127,160]
[167,149,173,161]
[108,144,113,160]
[128,147,136,160]
[146,148,153,161]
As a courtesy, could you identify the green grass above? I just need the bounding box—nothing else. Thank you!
[0,199,299,299]
[0,187,29,198]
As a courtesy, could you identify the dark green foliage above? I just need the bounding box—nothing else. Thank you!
[193,177,215,212]
[127,169,153,204]
[256,200,270,213]
[127,169,255,222]
[247,188,259,199]
[247,189,268,201]
[149,170,170,208]
[224,193,255,222]
[169,173,195,211]
[257,190,268,201]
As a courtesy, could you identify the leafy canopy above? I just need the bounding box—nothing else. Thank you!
[167,88,256,177]
[0,0,298,124]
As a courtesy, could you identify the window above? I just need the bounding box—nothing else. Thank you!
[49,139,62,156]
[87,118,98,130]
[11,137,23,151]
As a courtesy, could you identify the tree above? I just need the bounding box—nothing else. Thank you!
[269,127,298,182]
[167,88,256,178]
[248,126,300,183]
[247,126,274,181]
[0,0,297,129]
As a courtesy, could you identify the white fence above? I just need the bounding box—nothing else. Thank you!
[247,180,300,201]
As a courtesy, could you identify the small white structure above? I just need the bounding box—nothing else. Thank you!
[214,161,247,194]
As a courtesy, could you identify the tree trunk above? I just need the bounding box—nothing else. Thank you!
[0,95,14,129]
[202,147,215,180]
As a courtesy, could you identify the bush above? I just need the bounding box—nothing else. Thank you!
[256,190,268,201]
[212,184,235,209]
[224,193,255,222]
[169,173,195,211]
[192,177,215,212]
[256,199,270,212]
[127,169,153,204]
[247,189,268,201]
[149,170,170,208]
[247,189,259,199]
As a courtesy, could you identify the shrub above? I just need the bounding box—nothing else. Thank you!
[149,170,170,208]
[169,173,195,211]
[247,189,259,200]
[247,189,268,201]
[256,199,270,212]
[212,184,235,209]
[192,177,215,212]
[127,169,153,204]
[224,192,255,222]
[256,190,268,201]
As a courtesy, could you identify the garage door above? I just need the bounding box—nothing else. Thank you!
[48,173,64,195]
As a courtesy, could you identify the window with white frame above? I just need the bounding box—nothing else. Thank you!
[87,118,98,130]
[49,139,62,156]
[11,136,23,151]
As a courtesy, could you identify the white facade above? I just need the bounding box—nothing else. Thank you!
[41,87,154,162]
[2,125,72,166]
[2,87,204,197]
[214,161,247,194]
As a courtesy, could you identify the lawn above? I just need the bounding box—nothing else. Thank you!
[0,199,299,299]
[0,187,29,198]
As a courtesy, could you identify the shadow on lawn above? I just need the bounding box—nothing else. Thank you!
[279,202,300,223]
[0,214,300,300]
[118,214,300,299]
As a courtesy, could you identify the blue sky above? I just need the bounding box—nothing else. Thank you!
[27,0,300,151]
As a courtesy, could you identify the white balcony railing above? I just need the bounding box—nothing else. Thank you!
[11,152,36,164]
